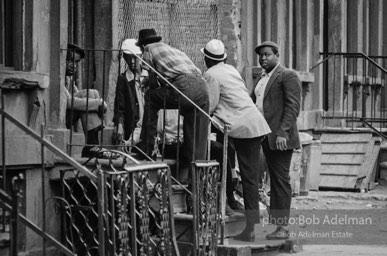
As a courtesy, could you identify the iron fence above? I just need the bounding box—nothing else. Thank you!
[60,155,179,255]
[312,52,387,136]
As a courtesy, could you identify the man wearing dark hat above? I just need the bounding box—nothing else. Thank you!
[201,39,271,241]
[65,43,118,159]
[252,41,301,240]
[134,28,210,169]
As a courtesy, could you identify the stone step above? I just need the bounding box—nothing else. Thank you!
[222,236,302,256]
[174,212,246,241]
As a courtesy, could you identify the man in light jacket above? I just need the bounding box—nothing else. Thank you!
[65,43,117,159]
[201,39,271,242]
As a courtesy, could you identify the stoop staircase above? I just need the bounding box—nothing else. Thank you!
[318,132,381,191]
[48,156,290,256]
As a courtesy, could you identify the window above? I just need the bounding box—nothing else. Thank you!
[0,0,13,67]
[0,0,26,70]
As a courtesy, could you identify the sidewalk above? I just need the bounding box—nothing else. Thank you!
[277,245,387,256]
[276,181,387,255]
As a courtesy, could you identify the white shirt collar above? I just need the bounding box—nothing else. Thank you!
[125,69,140,82]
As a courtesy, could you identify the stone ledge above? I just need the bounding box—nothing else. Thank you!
[0,70,49,89]
[217,245,252,256]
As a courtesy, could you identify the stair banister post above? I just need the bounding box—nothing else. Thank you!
[96,162,106,256]
[191,161,198,256]
[220,123,231,244]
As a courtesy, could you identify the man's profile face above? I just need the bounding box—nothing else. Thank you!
[66,52,82,76]
[258,46,279,72]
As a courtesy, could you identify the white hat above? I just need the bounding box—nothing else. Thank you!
[200,39,227,61]
[121,39,142,55]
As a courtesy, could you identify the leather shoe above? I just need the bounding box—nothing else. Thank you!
[185,194,193,214]
[228,199,245,212]
[266,226,289,240]
[233,228,255,242]
[225,204,236,216]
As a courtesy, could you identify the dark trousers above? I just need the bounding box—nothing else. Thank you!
[233,136,264,224]
[209,140,236,201]
[261,138,293,226]
[139,74,210,165]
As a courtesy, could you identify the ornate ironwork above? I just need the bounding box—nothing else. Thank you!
[192,161,220,256]
[60,154,178,256]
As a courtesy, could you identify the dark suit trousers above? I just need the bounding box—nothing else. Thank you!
[233,136,264,224]
[210,140,236,200]
[261,138,293,225]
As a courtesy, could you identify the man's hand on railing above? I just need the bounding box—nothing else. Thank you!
[122,139,134,154]
[140,70,161,93]
[113,123,124,143]
[97,99,107,117]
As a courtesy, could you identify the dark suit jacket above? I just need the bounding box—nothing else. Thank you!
[113,73,140,140]
[251,65,301,150]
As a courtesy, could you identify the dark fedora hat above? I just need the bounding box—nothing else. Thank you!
[67,43,85,59]
[255,41,279,54]
[136,28,162,46]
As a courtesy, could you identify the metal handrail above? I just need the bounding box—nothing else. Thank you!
[0,186,75,256]
[311,51,387,132]
[309,53,336,71]
[0,108,97,180]
[311,52,387,75]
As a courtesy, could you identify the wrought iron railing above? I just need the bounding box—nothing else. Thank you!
[311,52,387,138]
[0,97,91,255]
[60,154,179,255]
[1,47,229,256]
[0,104,182,255]
[191,161,220,256]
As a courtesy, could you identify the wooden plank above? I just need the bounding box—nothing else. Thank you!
[320,165,360,176]
[356,137,379,184]
[322,143,368,154]
[367,156,379,191]
[319,176,359,189]
[358,138,381,191]
[304,141,322,191]
[321,154,364,165]
[317,133,380,190]
[320,133,372,143]
[289,150,302,195]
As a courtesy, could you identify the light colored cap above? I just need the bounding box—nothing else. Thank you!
[200,39,227,61]
[121,39,142,55]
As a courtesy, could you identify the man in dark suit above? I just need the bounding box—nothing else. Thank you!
[113,38,144,148]
[251,41,301,240]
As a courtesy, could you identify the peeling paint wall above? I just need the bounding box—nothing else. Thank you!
[219,0,243,72]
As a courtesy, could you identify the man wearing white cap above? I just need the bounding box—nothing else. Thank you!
[113,38,145,149]
[201,39,271,242]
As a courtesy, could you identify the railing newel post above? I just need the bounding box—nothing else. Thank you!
[220,124,230,245]
[96,162,106,256]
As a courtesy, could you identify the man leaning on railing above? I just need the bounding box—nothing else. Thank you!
[133,28,210,213]
[65,43,118,159]
[201,39,271,242]
[134,29,210,160]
